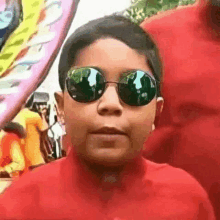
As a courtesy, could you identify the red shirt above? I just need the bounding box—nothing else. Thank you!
[0,133,16,167]
[0,148,215,220]
[141,1,220,219]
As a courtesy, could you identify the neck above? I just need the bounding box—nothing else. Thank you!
[77,157,129,203]
[67,147,145,203]
[74,151,144,179]
[80,157,126,185]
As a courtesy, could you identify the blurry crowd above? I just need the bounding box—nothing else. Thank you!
[0,92,66,178]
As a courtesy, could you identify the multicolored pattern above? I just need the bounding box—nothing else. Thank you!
[0,0,80,129]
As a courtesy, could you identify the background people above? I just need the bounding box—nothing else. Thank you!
[0,122,26,178]
[13,97,48,171]
[54,92,68,154]
[141,0,220,218]
[49,105,66,158]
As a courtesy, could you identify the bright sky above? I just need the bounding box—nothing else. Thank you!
[38,0,131,95]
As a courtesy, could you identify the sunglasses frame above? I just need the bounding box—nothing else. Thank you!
[65,66,157,106]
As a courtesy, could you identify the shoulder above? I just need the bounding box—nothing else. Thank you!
[145,159,207,195]
[141,4,199,26]
[26,109,41,118]
[1,133,20,145]
[140,4,200,37]
[143,159,215,219]
[0,156,77,219]
[0,158,69,219]
[24,109,42,126]
[0,158,66,206]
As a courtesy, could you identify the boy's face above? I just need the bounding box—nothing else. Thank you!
[58,38,163,166]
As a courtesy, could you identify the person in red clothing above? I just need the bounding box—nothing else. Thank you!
[0,15,215,219]
[141,0,220,218]
[0,122,26,178]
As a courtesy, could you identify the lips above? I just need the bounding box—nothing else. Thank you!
[91,127,126,135]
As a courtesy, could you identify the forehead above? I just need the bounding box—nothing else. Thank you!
[73,38,152,80]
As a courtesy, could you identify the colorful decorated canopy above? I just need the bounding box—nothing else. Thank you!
[0,0,80,129]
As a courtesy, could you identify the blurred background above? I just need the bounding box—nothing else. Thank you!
[38,0,196,96]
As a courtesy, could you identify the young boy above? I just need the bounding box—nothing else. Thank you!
[0,15,215,220]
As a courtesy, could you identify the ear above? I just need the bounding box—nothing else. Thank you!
[152,97,164,130]
[54,91,65,122]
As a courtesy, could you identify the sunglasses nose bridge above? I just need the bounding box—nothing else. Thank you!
[103,81,121,96]
[105,81,118,85]
[101,82,121,101]
[97,82,123,116]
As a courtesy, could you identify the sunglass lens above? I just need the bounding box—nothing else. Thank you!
[119,71,156,106]
[66,67,105,102]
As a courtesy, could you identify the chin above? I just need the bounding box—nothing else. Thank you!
[84,149,139,167]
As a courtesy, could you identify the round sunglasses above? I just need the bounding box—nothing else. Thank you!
[65,67,157,106]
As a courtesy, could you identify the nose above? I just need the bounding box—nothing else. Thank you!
[97,84,123,116]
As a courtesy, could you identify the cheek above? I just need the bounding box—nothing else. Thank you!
[63,93,94,145]
[128,101,157,147]
[64,109,85,145]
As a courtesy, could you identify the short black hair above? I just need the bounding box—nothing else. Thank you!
[59,15,162,95]
[3,122,26,139]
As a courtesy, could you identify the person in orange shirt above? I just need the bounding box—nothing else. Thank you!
[13,100,48,170]
[0,122,26,178]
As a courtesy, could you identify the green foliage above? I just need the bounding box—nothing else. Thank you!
[68,68,91,83]
[124,0,196,24]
